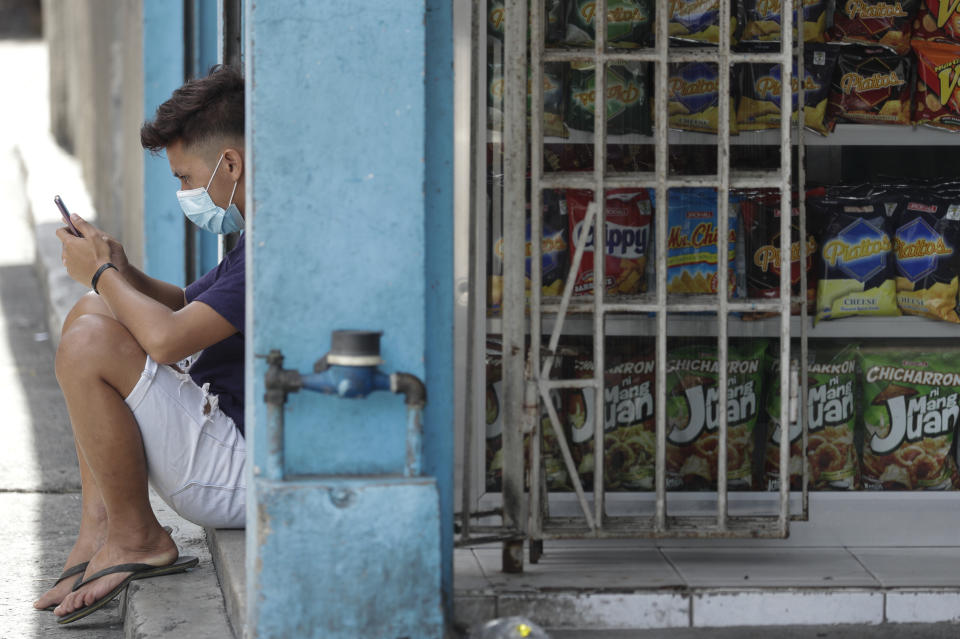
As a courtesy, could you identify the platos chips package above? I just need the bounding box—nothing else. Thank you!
[488,50,567,138]
[565,0,654,48]
[665,341,766,490]
[488,0,565,45]
[669,0,744,45]
[891,194,960,322]
[568,189,652,297]
[812,197,900,322]
[912,39,960,131]
[567,62,652,136]
[664,188,738,295]
[668,63,738,134]
[741,0,829,43]
[765,345,859,491]
[826,47,913,128]
[859,348,960,490]
[828,0,920,55]
[736,45,838,135]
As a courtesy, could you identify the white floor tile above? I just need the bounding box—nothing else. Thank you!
[886,591,960,624]
[693,590,884,627]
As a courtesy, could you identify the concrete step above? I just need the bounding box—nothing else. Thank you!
[205,527,246,635]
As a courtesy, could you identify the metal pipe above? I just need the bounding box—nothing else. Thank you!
[593,0,608,531]
[405,407,424,477]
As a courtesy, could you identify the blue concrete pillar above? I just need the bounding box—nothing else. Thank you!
[245,1,453,637]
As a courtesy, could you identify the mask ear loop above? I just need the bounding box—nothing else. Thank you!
[206,153,227,190]
[226,179,238,207]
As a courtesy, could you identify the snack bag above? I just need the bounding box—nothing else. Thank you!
[812,197,900,322]
[565,0,655,48]
[827,0,920,55]
[891,194,960,322]
[765,345,859,491]
[826,47,913,128]
[669,0,744,45]
[665,341,766,490]
[566,342,656,491]
[667,62,739,134]
[912,40,960,132]
[741,189,819,307]
[741,0,829,43]
[488,0,565,45]
[567,62,653,136]
[664,188,738,295]
[913,1,960,42]
[859,347,960,490]
[488,50,567,138]
[736,45,838,135]
[568,189,652,297]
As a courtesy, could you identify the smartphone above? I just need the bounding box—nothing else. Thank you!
[54,195,82,237]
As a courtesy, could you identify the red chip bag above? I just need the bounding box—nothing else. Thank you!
[914,0,960,42]
[567,189,652,297]
[913,39,960,130]
[828,0,920,55]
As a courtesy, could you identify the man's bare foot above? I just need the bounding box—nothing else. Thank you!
[54,526,177,619]
[33,532,105,610]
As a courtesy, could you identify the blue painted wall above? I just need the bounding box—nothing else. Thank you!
[142,3,186,284]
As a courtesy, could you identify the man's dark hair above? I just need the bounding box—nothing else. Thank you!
[140,65,244,153]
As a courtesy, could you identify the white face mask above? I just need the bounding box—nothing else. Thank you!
[176,153,244,234]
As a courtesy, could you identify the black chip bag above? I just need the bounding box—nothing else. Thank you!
[891,195,960,323]
[565,0,654,48]
[812,197,900,322]
[736,45,838,135]
[669,0,744,45]
[567,62,652,136]
[826,47,913,128]
[741,0,828,43]
[828,0,920,55]
[667,62,738,134]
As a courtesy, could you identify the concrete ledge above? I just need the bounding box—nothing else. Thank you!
[205,527,246,636]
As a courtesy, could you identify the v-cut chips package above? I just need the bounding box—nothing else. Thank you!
[828,0,920,55]
[765,345,860,491]
[665,341,767,490]
[826,47,913,128]
[663,188,738,295]
[859,347,960,490]
[912,39,960,131]
[812,197,900,322]
[741,0,829,43]
[891,194,960,322]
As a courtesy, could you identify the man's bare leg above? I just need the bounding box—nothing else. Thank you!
[51,314,177,617]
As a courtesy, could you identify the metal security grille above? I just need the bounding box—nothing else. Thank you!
[458,0,811,572]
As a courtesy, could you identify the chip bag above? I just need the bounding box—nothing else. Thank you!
[668,62,738,134]
[736,45,838,135]
[488,49,567,138]
[912,39,960,131]
[567,342,656,491]
[741,0,829,43]
[812,197,900,322]
[891,194,960,322]
[663,188,738,295]
[765,345,859,491]
[565,0,655,48]
[826,47,913,128]
[568,189,652,297]
[913,0,960,42]
[859,347,960,490]
[567,62,652,136]
[669,0,744,45]
[488,0,565,45]
[665,341,766,490]
[828,0,920,55]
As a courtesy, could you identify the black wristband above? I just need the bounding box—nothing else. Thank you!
[91,262,118,295]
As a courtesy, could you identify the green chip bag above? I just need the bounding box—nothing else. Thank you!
[665,340,766,490]
[565,0,655,48]
[765,344,859,491]
[567,62,652,136]
[859,347,960,490]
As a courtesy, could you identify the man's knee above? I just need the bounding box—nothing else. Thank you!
[55,315,140,383]
[62,292,113,335]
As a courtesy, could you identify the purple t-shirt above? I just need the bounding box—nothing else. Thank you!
[184,234,245,435]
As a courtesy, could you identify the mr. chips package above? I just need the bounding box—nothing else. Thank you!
[891,194,960,322]
[859,348,960,490]
[913,0,960,42]
[668,63,738,134]
[736,45,838,136]
[765,345,859,491]
[828,0,920,55]
[567,62,652,136]
[668,0,744,45]
[566,342,656,491]
[826,47,913,128]
[912,40,960,132]
[665,341,766,490]
[812,197,899,322]
[565,0,654,48]
[568,189,652,297]
[741,0,828,43]
[664,188,738,295]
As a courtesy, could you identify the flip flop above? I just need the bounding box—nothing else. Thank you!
[39,525,174,612]
[56,555,198,625]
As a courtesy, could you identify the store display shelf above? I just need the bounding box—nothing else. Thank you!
[486,314,960,339]
[489,124,960,147]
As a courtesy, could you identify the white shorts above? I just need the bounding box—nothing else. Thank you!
[124,355,246,528]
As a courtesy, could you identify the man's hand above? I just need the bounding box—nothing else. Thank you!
[56,215,125,287]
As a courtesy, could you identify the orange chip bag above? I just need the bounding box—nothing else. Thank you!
[913,39,960,130]
[828,0,920,55]
[913,1,960,42]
